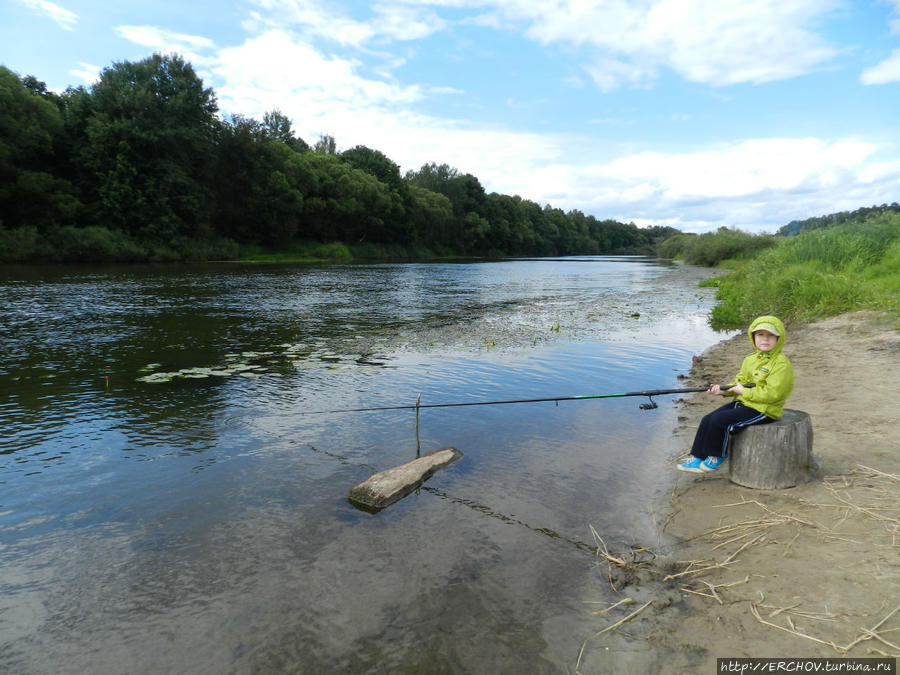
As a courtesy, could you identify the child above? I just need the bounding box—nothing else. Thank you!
[678,315,795,473]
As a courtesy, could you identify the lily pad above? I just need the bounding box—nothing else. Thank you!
[137,372,175,383]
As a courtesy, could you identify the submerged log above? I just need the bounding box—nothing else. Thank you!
[348,447,463,512]
[728,409,821,489]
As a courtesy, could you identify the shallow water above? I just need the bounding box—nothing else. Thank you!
[0,257,725,673]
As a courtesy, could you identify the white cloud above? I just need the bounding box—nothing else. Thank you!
[386,0,838,89]
[213,29,426,112]
[245,0,446,46]
[487,137,900,231]
[237,1,840,91]
[859,0,900,83]
[211,28,560,178]
[861,48,900,84]
[888,0,900,34]
[494,0,840,88]
[584,56,656,91]
[17,0,77,30]
[116,26,217,66]
[69,61,101,85]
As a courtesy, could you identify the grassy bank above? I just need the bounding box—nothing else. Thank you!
[237,240,451,263]
[677,213,900,329]
[0,227,448,265]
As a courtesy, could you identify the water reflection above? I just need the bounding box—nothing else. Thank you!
[0,258,725,673]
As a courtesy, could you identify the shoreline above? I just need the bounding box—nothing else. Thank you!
[658,311,899,668]
[576,311,900,673]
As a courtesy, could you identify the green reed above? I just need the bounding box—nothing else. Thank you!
[702,212,900,329]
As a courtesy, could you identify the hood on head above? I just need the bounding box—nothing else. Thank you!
[748,315,786,354]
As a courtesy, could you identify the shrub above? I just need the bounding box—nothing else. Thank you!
[0,226,41,262]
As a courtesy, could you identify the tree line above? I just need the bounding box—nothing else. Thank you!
[0,54,679,263]
[778,203,900,237]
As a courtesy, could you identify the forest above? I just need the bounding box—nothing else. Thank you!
[0,54,680,263]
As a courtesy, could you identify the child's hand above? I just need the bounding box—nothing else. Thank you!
[708,383,744,396]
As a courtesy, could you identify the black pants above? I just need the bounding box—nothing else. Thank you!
[690,401,774,459]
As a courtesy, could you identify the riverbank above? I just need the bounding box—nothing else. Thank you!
[576,311,899,673]
[657,311,900,668]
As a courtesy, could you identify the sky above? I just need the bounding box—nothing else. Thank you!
[3,0,900,233]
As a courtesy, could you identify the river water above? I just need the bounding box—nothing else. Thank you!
[1,257,726,674]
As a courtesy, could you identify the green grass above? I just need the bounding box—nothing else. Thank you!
[701,212,900,329]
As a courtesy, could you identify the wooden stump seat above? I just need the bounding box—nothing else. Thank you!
[728,409,822,489]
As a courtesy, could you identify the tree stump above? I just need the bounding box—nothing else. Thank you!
[728,410,821,489]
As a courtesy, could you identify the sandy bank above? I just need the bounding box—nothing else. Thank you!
[576,311,899,673]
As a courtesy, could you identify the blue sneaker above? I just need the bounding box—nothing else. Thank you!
[677,456,704,473]
[701,456,725,472]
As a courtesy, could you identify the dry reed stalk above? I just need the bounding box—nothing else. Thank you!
[824,486,900,527]
[576,599,655,671]
[710,529,762,550]
[693,515,798,548]
[840,606,900,654]
[756,596,839,622]
[750,603,900,655]
[589,525,626,567]
[589,597,635,616]
[665,529,766,583]
[750,603,843,651]
[661,507,680,533]
[662,559,735,581]
[856,464,900,482]
[781,532,801,557]
[721,533,766,565]
[713,497,821,529]
[681,576,750,604]
[588,524,628,593]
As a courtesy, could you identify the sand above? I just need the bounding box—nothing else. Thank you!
[577,311,900,673]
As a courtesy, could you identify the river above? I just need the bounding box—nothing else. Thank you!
[1,257,727,674]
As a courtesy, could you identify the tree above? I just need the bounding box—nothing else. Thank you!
[79,53,219,242]
[404,162,458,193]
[407,185,453,247]
[314,134,337,155]
[341,145,402,191]
[302,153,394,243]
[262,109,308,151]
[0,66,80,233]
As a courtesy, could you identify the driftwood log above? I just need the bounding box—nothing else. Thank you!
[728,409,821,489]
[348,447,462,512]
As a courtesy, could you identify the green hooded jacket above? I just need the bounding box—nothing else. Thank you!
[728,315,795,419]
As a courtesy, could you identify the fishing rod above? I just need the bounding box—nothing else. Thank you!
[304,384,753,414]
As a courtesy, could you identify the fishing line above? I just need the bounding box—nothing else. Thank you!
[243,383,752,553]
[241,416,603,555]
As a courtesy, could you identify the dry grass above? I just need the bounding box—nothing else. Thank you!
[750,601,900,655]
[580,463,900,665]
[666,464,900,657]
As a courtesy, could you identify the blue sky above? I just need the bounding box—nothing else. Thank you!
[3,0,900,233]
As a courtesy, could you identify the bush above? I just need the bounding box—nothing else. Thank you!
[657,228,775,266]
[683,228,775,266]
[314,241,352,261]
[656,233,696,259]
[0,226,41,262]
